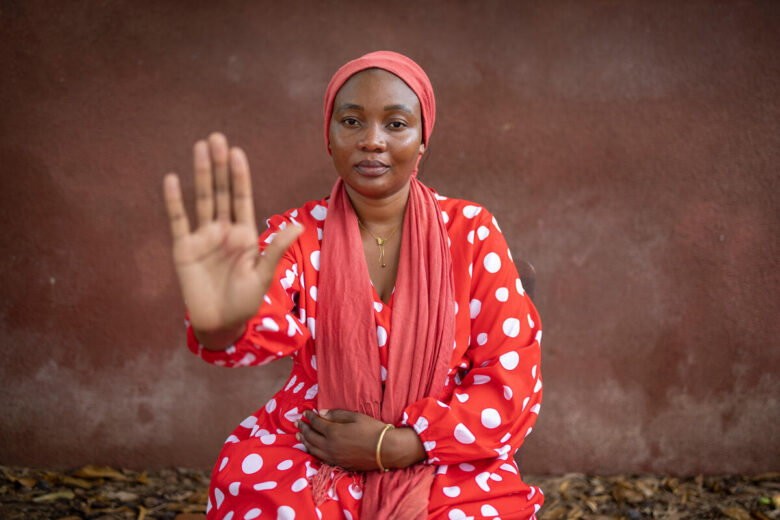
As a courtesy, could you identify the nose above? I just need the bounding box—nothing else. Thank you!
[358,123,386,153]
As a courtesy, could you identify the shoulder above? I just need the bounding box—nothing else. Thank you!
[430,190,500,236]
[259,196,330,248]
[264,196,330,229]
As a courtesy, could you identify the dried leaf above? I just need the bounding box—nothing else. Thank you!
[73,465,128,480]
[137,505,147,520]
[105,490,140,502]
[59,475,94,489]
[6,474,36,487]
[32,490,76,502]
[721,506,751,520]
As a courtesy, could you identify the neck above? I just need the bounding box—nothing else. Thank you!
[344,181,410,231]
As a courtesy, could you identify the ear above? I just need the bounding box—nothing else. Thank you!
[418,142,426,155]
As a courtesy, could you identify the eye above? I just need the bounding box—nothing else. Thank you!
[342,118,360,127]
[388,121,407,130]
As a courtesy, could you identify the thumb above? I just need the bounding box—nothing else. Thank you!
[258,224,304,272]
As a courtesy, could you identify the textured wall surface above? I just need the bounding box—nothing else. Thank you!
[1,1,778,474]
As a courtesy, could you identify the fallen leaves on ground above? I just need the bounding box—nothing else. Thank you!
[0,466,778,519]
[525,473,780,519]
[1,466,206,520]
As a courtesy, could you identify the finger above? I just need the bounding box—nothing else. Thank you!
[257,224,304,272]
[304,410,332,435]
[297,420,327,449]
[296,432,329,463]
[163,173,190,240]
[208,132,230,221]
[229,147,256,228]
[193,140,214,228]
[320,409,358,423]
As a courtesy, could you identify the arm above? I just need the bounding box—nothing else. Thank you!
[163,133,304,358]
[401,209,543,465]
[187,213,313,367]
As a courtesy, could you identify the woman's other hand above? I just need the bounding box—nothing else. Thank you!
[163,133,303,350]
[296,409,426,472]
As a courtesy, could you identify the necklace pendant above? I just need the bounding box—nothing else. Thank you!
[376,238,387,246]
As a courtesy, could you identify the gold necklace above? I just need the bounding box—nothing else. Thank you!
[357,218,400,268]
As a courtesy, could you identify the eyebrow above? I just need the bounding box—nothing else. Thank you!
[383,104,414,115]
[335,103,415,115]
[336,103,363,111]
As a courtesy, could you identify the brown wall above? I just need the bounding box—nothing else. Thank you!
[1,1,778,474]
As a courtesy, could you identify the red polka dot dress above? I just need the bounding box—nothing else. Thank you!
[187,190,544,520]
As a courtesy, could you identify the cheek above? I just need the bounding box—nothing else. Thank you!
[396,134,423,161]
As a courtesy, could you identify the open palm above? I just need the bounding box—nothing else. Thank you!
[163,133,302,349]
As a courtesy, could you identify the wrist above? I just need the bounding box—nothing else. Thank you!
[381,426,426,469]
[193,323,246,351]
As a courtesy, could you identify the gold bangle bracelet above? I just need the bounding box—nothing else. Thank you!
[376,423,395,472]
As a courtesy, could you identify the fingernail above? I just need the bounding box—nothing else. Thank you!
[319,409,329,416]
[295,433,302,441]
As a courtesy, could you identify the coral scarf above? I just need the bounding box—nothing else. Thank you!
[315,51,455,519]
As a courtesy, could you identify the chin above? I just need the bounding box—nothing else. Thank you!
[342,175,410,200]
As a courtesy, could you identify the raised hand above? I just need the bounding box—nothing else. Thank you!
[163,133,303,350]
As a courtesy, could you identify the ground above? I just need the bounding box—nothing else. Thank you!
[1,466,778,519]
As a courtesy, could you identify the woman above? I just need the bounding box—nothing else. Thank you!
[163,51,543,520]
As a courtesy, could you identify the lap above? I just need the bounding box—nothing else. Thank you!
[207,434,541,519]
[207,433,362,520]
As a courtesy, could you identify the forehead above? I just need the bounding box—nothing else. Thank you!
[333,69,421,114]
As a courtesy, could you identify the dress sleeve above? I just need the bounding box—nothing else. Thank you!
[186,213,312,367]
[401,210,543,465]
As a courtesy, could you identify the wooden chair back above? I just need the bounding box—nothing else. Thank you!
[513,259,535,471]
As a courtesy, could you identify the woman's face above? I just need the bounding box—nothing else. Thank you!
[329,69,425,201]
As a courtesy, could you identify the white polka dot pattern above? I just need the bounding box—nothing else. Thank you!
[483,252,501,273]
[443,485,461,497]
[454,423,476,444]
[310,205,327,220]
[463,205,482,218]
[376,326,387,347]
[469,299,482,319]
[499,351,519,370]
[241,454,263,474]
[277,505,295,520]
[184,197,543,515]
[481,408,502,429]
[481,503,499,516]
[502,318,520,337]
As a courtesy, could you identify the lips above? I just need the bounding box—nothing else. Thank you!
[354,160,390,177]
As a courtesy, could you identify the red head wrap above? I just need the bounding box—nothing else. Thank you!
[323,50,436,152]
